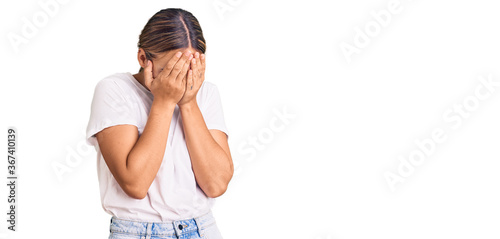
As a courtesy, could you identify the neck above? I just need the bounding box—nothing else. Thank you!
[133,71,150,92]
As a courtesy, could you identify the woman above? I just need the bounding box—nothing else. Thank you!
[85,8,233,239]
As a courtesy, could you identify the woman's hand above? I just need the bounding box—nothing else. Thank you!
[144,51,194,106]
[178,52,206,107]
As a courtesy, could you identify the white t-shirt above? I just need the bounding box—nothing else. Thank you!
[85,72,229,222]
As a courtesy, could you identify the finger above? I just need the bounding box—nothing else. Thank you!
[191,54,197,70]
[144,60,153,90]
[194,52,200,63]
[190,57,198,83]
[187,69,193,90]
[198,54,205,79]
[181,71,187,90]
[162,51,183,77]
[171,51,193,79]
[175,54,193,82]
[200,53,206,69]
[193,52,200,72]
[193,57,202,82]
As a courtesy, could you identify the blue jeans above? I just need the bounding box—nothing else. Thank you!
[108,210,223,239]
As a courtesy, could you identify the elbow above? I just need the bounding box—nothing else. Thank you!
[204,152,234,198]
[205,167,233,198]
[123,183,148,200]
[205,183,228,198]
[206,164,233,198]
[204,175,232,198]
[129,191,147,200]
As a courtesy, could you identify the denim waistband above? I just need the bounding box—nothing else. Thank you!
[110,210,215,238]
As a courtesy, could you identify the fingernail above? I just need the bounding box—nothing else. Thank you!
[201,54,205,60]
[176,52,182,58]
[147,60,150,66]
[193,59,196,64]
[185,51,192,56]
[195,52,200,58]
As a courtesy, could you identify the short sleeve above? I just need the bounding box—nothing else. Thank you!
[85,78,139,147]
[202,84,229,139]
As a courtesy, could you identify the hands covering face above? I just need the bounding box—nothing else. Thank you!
[178,51,206,106]
[143,50,206,106]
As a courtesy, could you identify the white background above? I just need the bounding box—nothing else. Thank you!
[1,0,500,238]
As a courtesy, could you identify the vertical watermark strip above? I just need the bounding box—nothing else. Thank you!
[6,128,17,232]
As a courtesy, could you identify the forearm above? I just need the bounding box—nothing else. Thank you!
[126,100,175,196]
[180,101,232,197]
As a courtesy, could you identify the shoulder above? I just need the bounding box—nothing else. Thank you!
[197,81,221,109]
[93,72,135,96]
[199,81,221,98]
[90,73,139,106]
[201,80,218,91]
[95,72,131,89]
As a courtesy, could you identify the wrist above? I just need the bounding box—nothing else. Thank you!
[178,100,198,111]
[151,99,177,111]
